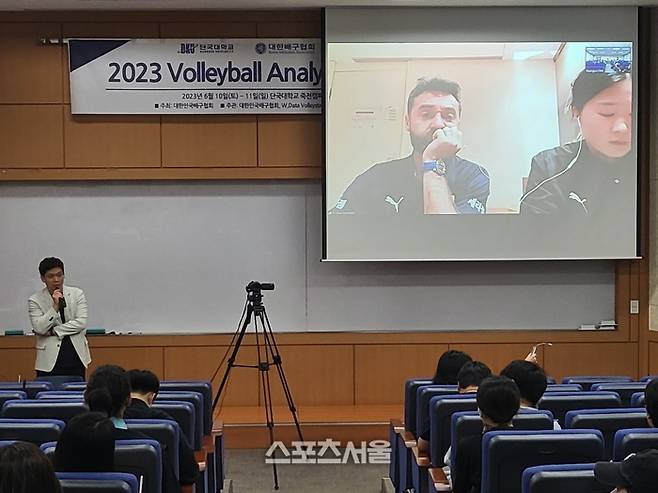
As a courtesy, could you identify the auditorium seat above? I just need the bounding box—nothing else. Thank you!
[564,408,649,459]
[160,381,212,435]
[538,391,621,426]
[43,439,162,493]
[155,391,204,450]
[521,464,609,493]
[0,382,53,399]
[480,429,604,493]
[590,382,647,406]
[0,390,26,408]
[640,375,658,383]
[56,472,139,493]
[152,400,197,450]
[561,376,632,391]
[404,379,442,436]
[1,399,87,422]
[35,375,84,390]
[546,377,557,384]
[125,419,180,480]
[0,418,65,444]
[429,394,478,467]
[415,386,461,444]
[36,391,84,399]
[631,392,645,407]
[0,440,15,447]
[60,382,88,391]
[612,428,658,461]
[546,384,583,392]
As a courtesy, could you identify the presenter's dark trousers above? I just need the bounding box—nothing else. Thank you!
[36,335,86,379]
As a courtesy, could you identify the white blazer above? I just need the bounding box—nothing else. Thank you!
[28,286,91,372]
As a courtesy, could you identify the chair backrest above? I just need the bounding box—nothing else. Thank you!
[1,399,88,422]
[0,440,16,447]
[640,375,658,383]
[521,464,609,493]
[561,376,632,391]
[481,429,604,493]
[0,390,26,408]
[403,378,434,433]
[35,375,84,390]
[450,409,554,475]
[56,472,139,493]
[125,418,180,480]
[0,382,53,399]
[160,381,212,435]
[152,400,196,449]
[538,391,621,426]
[631,392,646,407]
[415,386,460,439]
[546,377,556,384]
[43,439,162,493]
[0,418,65,444]
[591,382,647,406]
[565,408,649,460]
[546,384,583,392]
[613,428,658,461]
[155,391,203,449]
[61,382,88,391]
[36,391,85,399]
[428,394,477,467]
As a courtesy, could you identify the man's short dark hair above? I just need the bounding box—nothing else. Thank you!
[38,257,64,276]
[433,350,473,385]
[477,376,521,425]
[407,77,462,115]
[458,361,492,390]
[646,378,658,425]
[128,369,160,395]
[500,360,548,407]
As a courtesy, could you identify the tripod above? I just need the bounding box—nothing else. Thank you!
[211,281,303,490]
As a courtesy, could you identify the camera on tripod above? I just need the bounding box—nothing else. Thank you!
[246,281,275,305]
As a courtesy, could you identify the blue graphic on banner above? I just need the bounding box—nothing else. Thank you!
[69,39,130,72]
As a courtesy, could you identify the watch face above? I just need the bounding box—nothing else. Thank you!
[423,159,446,176]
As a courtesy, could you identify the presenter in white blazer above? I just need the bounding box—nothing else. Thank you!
[28,257,91,378]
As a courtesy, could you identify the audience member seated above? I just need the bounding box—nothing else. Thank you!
[125,369,199,485]
[594,448,658,493]
[55,412,115,472]
[0,441,61,493]
[500,359,560,429]
[452,376,521,493]
[432,350,473,385]
[85,364,180,493]
[646,378,658,427]
[418,361,491,455]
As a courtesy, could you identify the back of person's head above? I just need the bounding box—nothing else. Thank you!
[645,378,658,427]
[38,257,64,276]
[85,364,131,418]
[500,359,548,407]
[55,412,115,473]
[477,376,521,426]
[457,361,492,391]
[128,369,160,395]
[433,350,473,385]
[0,441,61,493]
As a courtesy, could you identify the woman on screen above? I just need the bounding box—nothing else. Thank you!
[520,69,633,217]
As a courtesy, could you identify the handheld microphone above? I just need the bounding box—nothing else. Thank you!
[57,289,66,308]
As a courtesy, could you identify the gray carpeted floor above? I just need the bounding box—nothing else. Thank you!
[224,448,388,492]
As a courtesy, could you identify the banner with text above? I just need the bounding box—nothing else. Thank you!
[68,38,322,114]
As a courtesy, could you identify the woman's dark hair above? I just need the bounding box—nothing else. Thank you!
[55,412,115,473]
[477,376,521,425]
[433,350,473,385]
[85,364,131,418]
[457,361,492,390]
[646,378,658,425]
[0,441,61,493]
[570,69,631,114]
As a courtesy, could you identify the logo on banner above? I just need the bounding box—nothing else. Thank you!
[255,43,267,54]
[178,43,197,54]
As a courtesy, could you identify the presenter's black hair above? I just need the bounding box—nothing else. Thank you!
[457,361,492,390]
[500,360,548,407]
[55,412,115,472]
[477,376,521,425]
[38,257,64,276]
[407,77,462,115]
[570,70,631,114]
[85,364,131,418]
[0,442,61,493]
[432,350,473,385]
[646,378,658,425]
[128,369,161,395]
